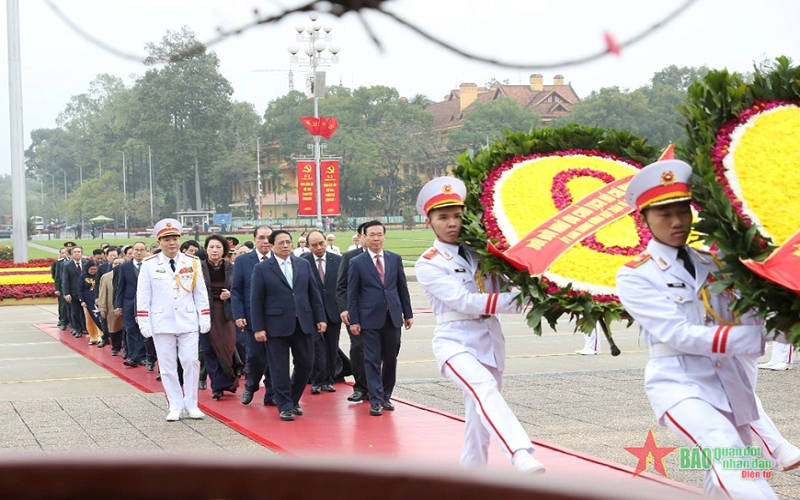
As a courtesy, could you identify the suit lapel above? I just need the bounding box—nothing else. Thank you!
[269,258,291,288]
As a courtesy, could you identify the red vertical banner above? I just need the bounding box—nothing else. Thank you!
[297,161,316,216]
[321,160,341,216]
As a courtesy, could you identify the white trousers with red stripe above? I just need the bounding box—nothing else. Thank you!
[443,352,534,468]
[153,331,200,412]
[750,395,789,462]
[768,342,795,364]
[583,325,601,352]
[664,398,777,500]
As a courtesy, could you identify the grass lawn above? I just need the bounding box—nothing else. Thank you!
[26,228,437,264]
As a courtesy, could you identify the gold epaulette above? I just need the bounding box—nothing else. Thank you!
[624,253,651,268]
[184,253,199,259]
[143,254,157,261]
[422,248,438,260]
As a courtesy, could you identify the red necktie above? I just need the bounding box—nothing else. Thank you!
[375,254,385,284]
[317,257,325,281]
[77,261,81,274]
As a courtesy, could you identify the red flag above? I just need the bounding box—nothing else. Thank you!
[741,230,800,296]
[320,117,339,139]
[300,116,320,136]
[658,144,675,160]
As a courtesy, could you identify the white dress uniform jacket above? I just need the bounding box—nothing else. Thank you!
[415,239,521,372]
[136,252,211,335]
[616,238,766,427]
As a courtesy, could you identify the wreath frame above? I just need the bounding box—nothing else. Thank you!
[453,124,660,335]
[677,56,800,343]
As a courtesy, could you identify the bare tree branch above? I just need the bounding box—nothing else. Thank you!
[43,0,699,70]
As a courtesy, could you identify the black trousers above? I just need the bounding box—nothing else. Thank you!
[362,312,401,407]
[265,320,314,413]
[312,321,341,386]
[347,325,368,393]
[244,327,273,400]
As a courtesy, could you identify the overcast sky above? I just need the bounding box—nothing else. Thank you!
[1,0,799,176]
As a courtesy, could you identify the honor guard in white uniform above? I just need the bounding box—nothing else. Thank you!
[414,177,545,475]
[616,160,799,499]
[137,219,211,421]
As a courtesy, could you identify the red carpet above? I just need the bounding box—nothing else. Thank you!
[38,322,697,492]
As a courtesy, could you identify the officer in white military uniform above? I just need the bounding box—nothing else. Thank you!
[616,160,799,499]
[137,218,211,421]
[414,177,545,475]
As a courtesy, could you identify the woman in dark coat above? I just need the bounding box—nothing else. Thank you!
[77,260,103,345]
[201,235,242,399]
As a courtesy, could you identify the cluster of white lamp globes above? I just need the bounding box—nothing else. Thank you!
[287,12,341,66]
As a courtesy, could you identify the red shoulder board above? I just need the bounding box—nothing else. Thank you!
[624,253,651,268]
[422,248,438,260]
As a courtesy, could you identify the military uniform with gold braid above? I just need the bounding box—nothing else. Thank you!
[137,219,210,421]
[616,160,799,499]
[414,177,545,475]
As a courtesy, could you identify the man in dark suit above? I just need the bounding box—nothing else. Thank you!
[303,230,342,394]
[114,241,150,368]
[231,225,275,406]
[337,223,370,402]
[51,246,70,330]
[61,245,87,337]
[347,220,413,416]
[251,230,326,421]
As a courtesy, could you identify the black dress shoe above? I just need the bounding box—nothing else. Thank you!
[156,374,162,381]
[212,390,223,400]
[241,389,253,405]
[146,362,155,372]
[311,385,321,394]
[321,384,336,393]
[199,380,207,390]
[292,404,303,416]
[121,347,129,359]
[59,324,67,331]
[382,400,395,411]
[97,339,108,348]
[279,410,295,421]
[264,398,277,407]
[111,349,119,357]
[370,404,383,416]
[347,391,368,402]
[123,359,139,368]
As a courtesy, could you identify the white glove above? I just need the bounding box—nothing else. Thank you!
[140,327,152,339]
[199,324,211,334]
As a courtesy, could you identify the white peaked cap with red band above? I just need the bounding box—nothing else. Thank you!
[153,218,182,239]
[625,159,693,211]
[416,176,467,216]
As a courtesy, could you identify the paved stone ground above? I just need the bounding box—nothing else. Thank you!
[1,300,799,498]
[392,370,800,499]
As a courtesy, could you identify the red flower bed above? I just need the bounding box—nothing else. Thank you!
[0,258,55,269]
[0,282,55,299]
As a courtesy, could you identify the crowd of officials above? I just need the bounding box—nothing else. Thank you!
[48,167,800,492]
[49,224,410,422]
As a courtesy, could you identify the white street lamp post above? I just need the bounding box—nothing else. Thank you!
[118,150,127,230]
[288,12,340,230]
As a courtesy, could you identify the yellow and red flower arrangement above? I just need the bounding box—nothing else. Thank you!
[680,56,800,342]
[455,125,660,334]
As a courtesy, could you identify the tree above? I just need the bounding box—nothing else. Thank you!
[447,97,540,152]
[132,27,234,210]
[552,65,711,148]
[650,64,709,92]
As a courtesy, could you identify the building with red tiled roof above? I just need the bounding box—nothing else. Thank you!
[427,74,580,132]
